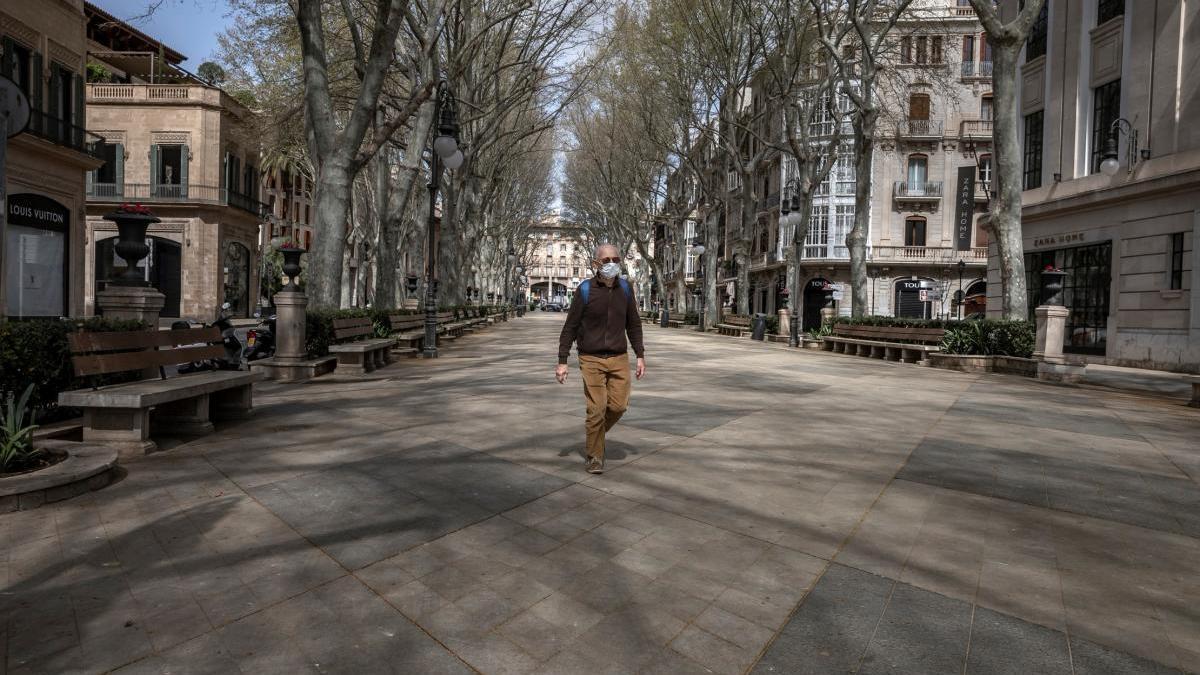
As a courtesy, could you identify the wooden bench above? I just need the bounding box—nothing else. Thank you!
[388,313,425,356]
[716,315,752,337]
[58,327,262,458]
[327,317,395,374]
[823,324,945,364]
[436,311,463,340]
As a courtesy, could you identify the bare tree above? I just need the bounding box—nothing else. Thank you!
[969,0,1046,319]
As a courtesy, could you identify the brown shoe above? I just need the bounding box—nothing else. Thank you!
[586,457,604,474]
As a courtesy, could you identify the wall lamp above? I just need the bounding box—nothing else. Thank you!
[1099,118,1144,176]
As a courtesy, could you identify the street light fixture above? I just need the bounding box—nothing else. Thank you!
[692,236,706,332]
[1099,117,1141,177]
[956,259,966,320]
[423,81,463,358]
[780,179,804,348]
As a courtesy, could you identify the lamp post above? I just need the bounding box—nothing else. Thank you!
[691,237,706,332]
[779,180,803,347]
[956,259,966,319]
[422,81,464,359]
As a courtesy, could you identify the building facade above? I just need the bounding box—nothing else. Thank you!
[999,0,1198,371]
[1,0,103,319]
[82,2,265,321]
[526,214,589,306]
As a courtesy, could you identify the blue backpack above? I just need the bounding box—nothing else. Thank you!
[579,278,631,304]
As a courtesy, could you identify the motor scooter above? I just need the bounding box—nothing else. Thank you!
[243,313,276,361]
[176,303,243,373]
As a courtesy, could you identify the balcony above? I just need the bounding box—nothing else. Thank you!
[960,119,993,139]
[87,183,267,217]
[86,83,242,110]
[871,246,989,263]
[893,181,944,200]
[748,251,784,271]
[960,61,993,78]
[22,109,105,158]
[802,244,850,261]
[756,193,780,213]
[897,119,943,139]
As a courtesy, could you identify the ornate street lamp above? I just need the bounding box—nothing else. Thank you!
[1099,117,1148,177]
[422,81,463,358]
[692,237,707,332]
[780,180,804,348]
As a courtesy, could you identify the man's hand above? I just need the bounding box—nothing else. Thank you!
[555,363,568,384]
[635,357,645,380]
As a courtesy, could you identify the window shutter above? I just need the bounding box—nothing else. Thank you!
[115,143,124,196]
[86,164,93,193]
[73,73,84,146]
[30,52,42,116]
[179,144,189,198]
[48,66,60,119]
[223,152,231,193]
[0,37,13,80]
[150,144,160,191]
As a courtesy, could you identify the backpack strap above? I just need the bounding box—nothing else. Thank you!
[580,279,590,304]
[618,278,631,300]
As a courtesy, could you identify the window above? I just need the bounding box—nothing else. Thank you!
[909,94,931,120]
[916,36,928,64]
[981,95,994,121]
[978,154,993,188]
[1097,0,1124,25]
[962,35,976,65]
[1091,79,1121,173]
[931,36,943,64]
[904,218,927,247]
[980,33,991,64]
[805,205,829,258]
[573,267,580,277]
[1026,3,1048,59]
[153,144,188,197]
[907,155,928,191]
[0,38,34,95]
[1169,232,1185,290]
[1023,110,1044,189]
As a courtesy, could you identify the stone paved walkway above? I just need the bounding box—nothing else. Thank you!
[4,313,1199,674]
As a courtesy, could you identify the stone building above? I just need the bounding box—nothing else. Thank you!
[82,2,265,321]
[1,0,103,318]
[992,0,1197,372]
[526,213,589,306]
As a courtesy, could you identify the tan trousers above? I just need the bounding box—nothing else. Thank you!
[579,353,631,461]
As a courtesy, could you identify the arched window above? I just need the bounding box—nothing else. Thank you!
[904,216,927,247]
[981,94,994,121]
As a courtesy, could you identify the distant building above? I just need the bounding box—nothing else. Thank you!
[83,2,265,320]
[525,214,589,305]
[1002,0,1197,372]
[1,0,104,318]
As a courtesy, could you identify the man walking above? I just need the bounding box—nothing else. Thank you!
[556,244,646,474]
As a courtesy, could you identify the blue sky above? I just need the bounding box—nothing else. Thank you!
[91,0,234,68]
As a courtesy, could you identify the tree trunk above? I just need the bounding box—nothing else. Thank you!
[308,162,352,308]
[990,40,1029,319]
[848,112,875,317]
[705,209,719,328]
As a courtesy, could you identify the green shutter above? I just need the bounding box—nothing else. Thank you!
[179,144,188,198]
[73,73,84,147]
[30,52,42,122]
[223,152,231,193]
[114,143,124,196]
[1,37,13,80]
[150,144,160,193]
[47,65,59,119]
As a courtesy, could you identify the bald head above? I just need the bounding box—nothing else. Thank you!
[594,244,620,262]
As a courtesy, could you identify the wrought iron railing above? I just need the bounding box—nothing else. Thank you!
[893,181,944,198]
[961,61,993,78]
[960,119,993,138]
[86,182,267,216]
[899,119,943,137]
[24,109,105,158]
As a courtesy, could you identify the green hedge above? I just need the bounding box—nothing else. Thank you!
[0,317,148,418]
[833,315,957,329]
[941,320,1035,357]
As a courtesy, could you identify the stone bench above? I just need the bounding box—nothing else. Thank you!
[1189,375,1200,408]
[327,317,395,374]
[58,326,262,458]
[823,324,945,364]
[388,314,425,356]
[716,315,752,337]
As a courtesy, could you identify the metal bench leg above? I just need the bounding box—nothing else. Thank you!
[154,394,215,436]
[212,384,254,420]
[83,408,156,458]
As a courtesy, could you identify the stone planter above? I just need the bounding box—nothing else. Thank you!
[802,338,825,350]
[929,353,994,374]
[1040,270,1067,306]
[103,211,160,286]
[0,440,118,511]
[279,247,306,292]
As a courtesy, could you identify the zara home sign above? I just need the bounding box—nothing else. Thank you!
[953,166,974,251]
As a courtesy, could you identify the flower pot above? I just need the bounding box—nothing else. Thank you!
[103,212,160,286]
[279,248,306,292]
[1040,270,1067,306]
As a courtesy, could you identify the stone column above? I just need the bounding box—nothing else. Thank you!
[1033,305,1069,364]
[778,308,791,337]
[273,290,308,362]
[820,306,835,326]
[95,286,165,325]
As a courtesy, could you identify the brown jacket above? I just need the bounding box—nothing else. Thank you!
[558,275,645,365]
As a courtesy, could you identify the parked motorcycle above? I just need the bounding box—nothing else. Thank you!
[243,313,276,361]
[176,303,244,373]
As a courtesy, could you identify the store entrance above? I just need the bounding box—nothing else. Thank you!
[1025,241,1112,355]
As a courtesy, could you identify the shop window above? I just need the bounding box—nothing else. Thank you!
[5,194,69,317]
[1090,79,1121,173]
[1023,110,1044,189]
[1169,232,1185,290]
[1025,241,1112,354]
[904,218,927,247]
[1097,0,1123,25]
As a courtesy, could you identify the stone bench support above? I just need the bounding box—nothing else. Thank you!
[823,336,940,364]
[328,338,395,374]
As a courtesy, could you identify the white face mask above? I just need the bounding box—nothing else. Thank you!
[599,262,621,279]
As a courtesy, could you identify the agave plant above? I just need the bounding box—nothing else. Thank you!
[1,384,40,472]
